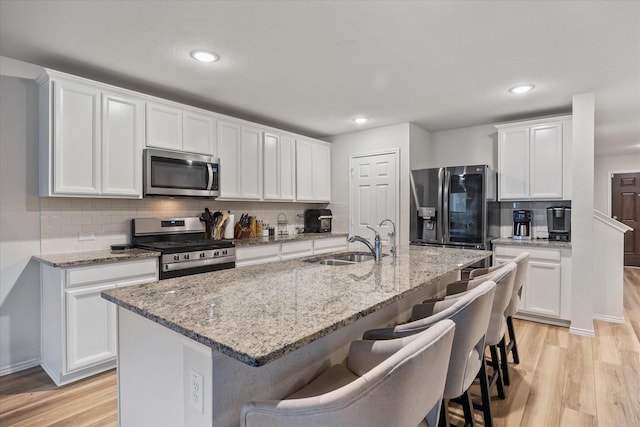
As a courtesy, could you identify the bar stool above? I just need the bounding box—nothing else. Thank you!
[441,262,516,425]
[363,280,496,427]
[469,252,529,385]
[241,320,456,427]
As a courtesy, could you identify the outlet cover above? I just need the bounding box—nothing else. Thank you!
[190,368,204,414]
[78,231,95,241]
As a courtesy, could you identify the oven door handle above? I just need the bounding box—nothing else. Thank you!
[317,215,333,220]
[206,163,214,190]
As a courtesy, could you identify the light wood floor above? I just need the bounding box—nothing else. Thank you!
[1,268,639,427]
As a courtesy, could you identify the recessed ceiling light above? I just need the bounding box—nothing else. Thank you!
[353,117,369,124]
[509,84,535,94]
[190,50,219,63]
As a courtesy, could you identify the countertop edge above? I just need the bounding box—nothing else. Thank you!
[491,237,572,249]
[33,249,161,268]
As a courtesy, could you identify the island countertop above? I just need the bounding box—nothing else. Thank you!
[102,245,491,367]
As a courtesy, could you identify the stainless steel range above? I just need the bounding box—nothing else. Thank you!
[132,217,235,279]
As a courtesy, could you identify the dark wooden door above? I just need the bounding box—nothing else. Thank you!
[612,172,640,267]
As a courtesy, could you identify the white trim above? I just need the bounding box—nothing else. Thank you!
[569,326,595,337]
[0,358,41,376]
[348,149,401,239]
[593,209,633,233]
[593,314,625,324]
[607,169,640,216]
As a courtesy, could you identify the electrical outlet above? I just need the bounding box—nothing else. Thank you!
[190,368,204,414]
[78,231,95,241]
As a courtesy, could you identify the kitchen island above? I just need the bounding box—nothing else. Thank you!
[102,245,491,427]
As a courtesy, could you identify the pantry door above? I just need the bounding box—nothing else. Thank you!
[612,172,640,267]
[350,150,399,247]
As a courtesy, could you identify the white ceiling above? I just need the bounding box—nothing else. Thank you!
[1,1,638,155]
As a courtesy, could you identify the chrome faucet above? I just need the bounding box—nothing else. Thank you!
[348,225,381,261]
[378,219,397,258]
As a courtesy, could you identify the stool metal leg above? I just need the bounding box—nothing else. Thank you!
[498,336,510,386]
[488,345,505,399]
[507,316,520,364]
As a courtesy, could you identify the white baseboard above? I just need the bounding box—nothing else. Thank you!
[593,314,625,324]
[0,358,41,377]
[569,326,595,337]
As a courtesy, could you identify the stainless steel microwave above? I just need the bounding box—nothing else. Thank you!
[144,148,219,197]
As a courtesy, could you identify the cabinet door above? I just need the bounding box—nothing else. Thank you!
[240,126,262,199]
[296,140,314,200]
[498,127,529,200]
[279,135,295,200]
[146,101,183,150]
[53,79,101,195]
[217,121,242,198]
[263,133,280,200]
[183,110,216,155]
[66,283,117,372]
[312,142,331,202]
[101,91,144,197]
[529,123,563,199]
[523,260,562,317]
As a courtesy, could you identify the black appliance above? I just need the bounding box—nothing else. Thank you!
[132,217,235,279]
[144,148,220,198]
[547,207,571,241]
[410,165,499,250]
[512,210,532,240]
[304,209,332,233]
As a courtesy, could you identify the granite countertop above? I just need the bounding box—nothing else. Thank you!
[102,245,491,367]
[233,232,348,247]
[492,237,572,249]
[34,248,161,268]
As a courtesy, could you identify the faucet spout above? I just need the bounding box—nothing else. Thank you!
[347,225,381,261]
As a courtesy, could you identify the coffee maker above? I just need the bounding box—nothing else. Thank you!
[512,210,532,240]
[547,207,571,241]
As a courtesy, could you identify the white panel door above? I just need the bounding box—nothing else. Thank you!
[240,126,262,199]
[350,152,398,246]
[183,110,216,155]
[498,127,529,200]
[524,260,562,317]
[66,283,117,372]
[146,101,183,150]
[263,132,280,200]
[313,142,331,202]
[217,121,242,198]
[101,91,144,197]
[296,140,314,200]
[53,79,101,195]
[529,123,563,199]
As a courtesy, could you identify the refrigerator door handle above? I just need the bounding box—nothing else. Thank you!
[442,168,450,242]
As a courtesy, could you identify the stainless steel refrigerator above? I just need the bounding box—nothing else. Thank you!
[410,165,499,250]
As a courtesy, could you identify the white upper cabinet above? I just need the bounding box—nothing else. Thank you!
[39,71,143,198]
[263,132,295,201]
[296,139,331,202]
[146,100,216,155]
[497,115,571,201]
[217,120,262,200]
[101,91,144,196]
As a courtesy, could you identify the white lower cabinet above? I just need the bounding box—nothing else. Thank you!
[236,237,347,267]
[493,244,572,325]
[41,258,158,385]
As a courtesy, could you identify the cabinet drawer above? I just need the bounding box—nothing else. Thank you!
[281,241,313,259]
[313,237,347,253]
[66,259,158,288]
[493,245,560,262]
[236,245,280,262]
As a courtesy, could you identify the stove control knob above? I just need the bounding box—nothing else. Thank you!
[222,249,227,255]
[184,254,190,260]
[173,255,180,261]
[200,252,206,258]
[214,251,220,257]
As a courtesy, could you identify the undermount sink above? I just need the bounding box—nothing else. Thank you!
[306,251,380,266]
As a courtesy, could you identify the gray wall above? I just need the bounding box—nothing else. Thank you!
[428,123,498,169]
[0,76,42,374]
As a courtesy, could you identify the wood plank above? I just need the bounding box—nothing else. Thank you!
[619,349,640,425]
[593,320,622,364]
[560,407,597,427]
[519,344,566,427]
[594,360,637,427]
[562,333,597,416]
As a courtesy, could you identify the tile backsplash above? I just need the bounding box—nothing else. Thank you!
[40,197,325,254]
[498,200,571,238]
